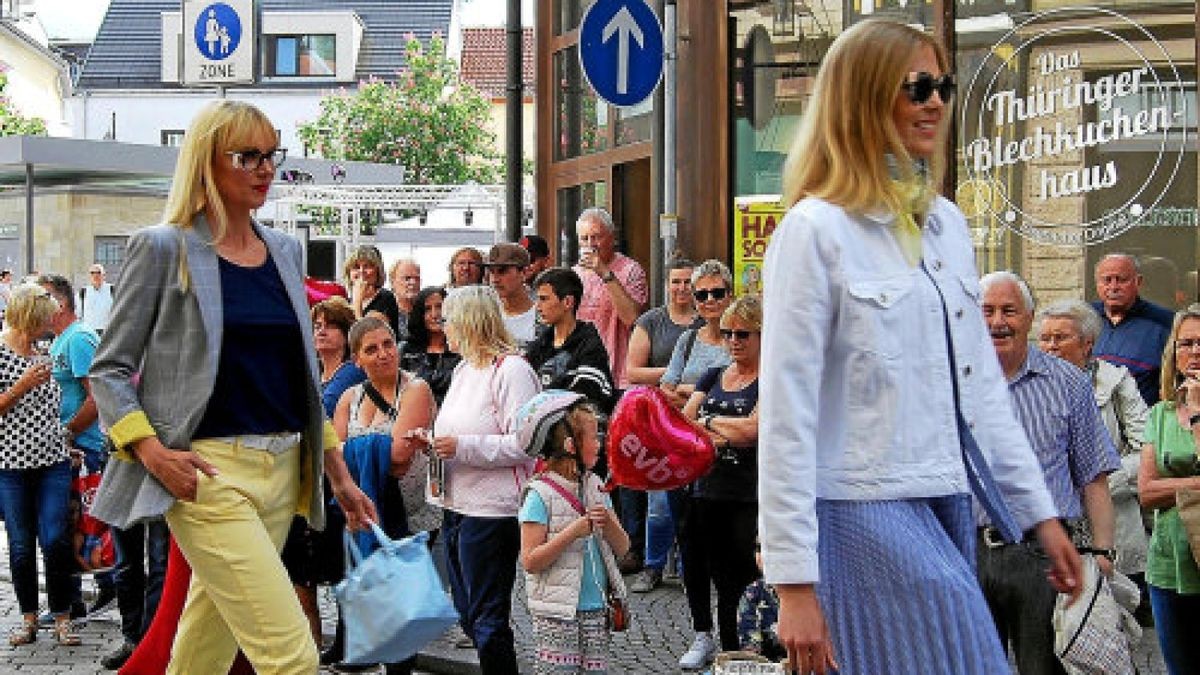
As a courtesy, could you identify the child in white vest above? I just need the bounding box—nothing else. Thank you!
[516,390,630,674]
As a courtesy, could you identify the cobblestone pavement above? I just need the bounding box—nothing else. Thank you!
[0,524,1168,673]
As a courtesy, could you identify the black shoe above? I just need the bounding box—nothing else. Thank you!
[87,586,117,616]
[100,641,136,670]
[617,550,643,575]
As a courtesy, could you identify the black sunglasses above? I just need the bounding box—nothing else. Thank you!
[693,288,728,302]
[720,329,758,341]
[901,72,956,105]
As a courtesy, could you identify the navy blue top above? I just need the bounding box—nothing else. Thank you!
[194,253,308,438]
[1092,297,1175,405]
[695,365,759,502]
[321,361,366,417]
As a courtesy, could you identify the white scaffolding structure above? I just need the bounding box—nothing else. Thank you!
[271,183,535,274]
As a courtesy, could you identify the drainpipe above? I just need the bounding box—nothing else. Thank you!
[504,0,523,242]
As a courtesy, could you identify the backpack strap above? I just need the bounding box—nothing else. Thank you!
[681,328,699,364]
[535,474,585,515]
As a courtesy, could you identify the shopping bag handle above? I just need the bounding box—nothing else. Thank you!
[343,521,391,572]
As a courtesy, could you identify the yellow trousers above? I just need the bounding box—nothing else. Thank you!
[164,438,318,675]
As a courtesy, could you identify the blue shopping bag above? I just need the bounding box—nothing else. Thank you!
[336,524,459,665]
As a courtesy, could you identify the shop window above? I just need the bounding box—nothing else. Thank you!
[555,0,596,36]
[263,35,336,77]
[94,236,128,284]
[555,46,609,159]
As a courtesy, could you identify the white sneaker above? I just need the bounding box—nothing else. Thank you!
[679,632,717,670]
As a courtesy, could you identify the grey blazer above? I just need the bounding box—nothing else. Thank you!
[89,215,328,530]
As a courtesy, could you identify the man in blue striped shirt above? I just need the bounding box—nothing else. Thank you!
[978,271,1120,675]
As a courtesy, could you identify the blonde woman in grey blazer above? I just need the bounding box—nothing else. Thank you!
[89,101,376,675]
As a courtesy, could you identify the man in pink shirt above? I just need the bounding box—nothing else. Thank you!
[573,207,648,389]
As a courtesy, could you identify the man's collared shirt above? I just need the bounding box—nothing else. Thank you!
[574,252,647,389]
[1092,296,1174,405]
[999,345,1121,521]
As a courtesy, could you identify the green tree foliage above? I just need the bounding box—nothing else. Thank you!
[0,74,47,136]
[298,35,500,184]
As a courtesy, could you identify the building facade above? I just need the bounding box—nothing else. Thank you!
[537,0,1199,308]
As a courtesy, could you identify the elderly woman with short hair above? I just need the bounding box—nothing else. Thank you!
[1036,299,1149,581]
[0,284,79,647]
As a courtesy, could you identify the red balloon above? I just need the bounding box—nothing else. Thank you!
[606,386,715,491]
[305,277,348,306]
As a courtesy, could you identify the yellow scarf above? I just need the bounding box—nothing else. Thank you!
[891,176,934,267]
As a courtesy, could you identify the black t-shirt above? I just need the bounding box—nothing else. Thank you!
[365,288,401,339]
[695,365,758,502]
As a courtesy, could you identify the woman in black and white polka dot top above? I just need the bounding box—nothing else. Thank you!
[0,283,78,647]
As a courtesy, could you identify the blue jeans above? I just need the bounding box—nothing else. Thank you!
[0,461,75,614]
[443,511,519,675]
[1148,584,1200,675]
[644,488,687,570]
[112,520,170,644]
[616,487,645,560]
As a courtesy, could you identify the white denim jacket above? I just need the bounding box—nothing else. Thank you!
[759,195,1058,585]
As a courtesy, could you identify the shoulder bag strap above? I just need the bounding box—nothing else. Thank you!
[535,474,585,515]
[361,380,399,421]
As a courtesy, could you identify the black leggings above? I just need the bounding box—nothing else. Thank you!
[680,497,760,650]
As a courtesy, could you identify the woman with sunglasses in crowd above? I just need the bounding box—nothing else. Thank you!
[399,286,462,407]
[680,295,763,664]
[659,259,736,671]
[1138,305,1200,674]
[88,100,376,674]
[757,20,1080,674]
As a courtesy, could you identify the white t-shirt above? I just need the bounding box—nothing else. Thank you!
[503,305,538,350]
[80,283,114,332]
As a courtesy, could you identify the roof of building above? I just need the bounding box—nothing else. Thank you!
[77,0,454,90]
[459,27,533,100]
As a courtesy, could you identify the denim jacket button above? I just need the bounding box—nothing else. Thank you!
[963,365,972,377]
[954,308,964,319]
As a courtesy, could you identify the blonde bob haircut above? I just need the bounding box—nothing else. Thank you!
[163,101,276,289]
[721,294,763,332]
[442,285,516,367]
[1159,303,1200,405]
[344,245,385,289]
[5,283,60,335]
[781,19,949,212]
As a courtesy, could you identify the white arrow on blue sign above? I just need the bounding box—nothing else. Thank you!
[578,0,664,108]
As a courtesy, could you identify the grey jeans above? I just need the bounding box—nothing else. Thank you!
[976,532,1067,675]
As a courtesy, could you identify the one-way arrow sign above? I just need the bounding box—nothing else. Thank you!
[579,0,663,107]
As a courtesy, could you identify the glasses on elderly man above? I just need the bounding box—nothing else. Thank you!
[1037,332,1080,346]
[1176,339,1200,352]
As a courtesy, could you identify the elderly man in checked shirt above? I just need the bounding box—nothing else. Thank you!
[978,271,1120,675]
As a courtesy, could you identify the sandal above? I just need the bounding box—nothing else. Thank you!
[51,619,80,647]
[8,618,36,647]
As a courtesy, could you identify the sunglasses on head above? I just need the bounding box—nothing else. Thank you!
[693,288,728,302]
[901,72,956,105]
[720,329,757,341]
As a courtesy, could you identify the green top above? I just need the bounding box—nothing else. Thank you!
[1143,403,1200,594]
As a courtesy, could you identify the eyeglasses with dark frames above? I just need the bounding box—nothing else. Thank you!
[693,288,729,302]
[720,329,758,341]
[901,72,956,105]
[225,148,287,172]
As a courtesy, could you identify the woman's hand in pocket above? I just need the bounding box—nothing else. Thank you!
[133,437,218,501]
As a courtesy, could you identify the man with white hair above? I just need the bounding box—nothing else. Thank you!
[573,207,647,388]
[388,258,421,343]
[1092,253,1174,404]
[79,264,114,335]
[979,270,1120,675]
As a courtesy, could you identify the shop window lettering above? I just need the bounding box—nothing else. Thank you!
[965,50,1176,202]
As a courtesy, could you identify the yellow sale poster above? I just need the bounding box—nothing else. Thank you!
[733,197,785,296]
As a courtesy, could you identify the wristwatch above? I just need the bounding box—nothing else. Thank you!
[601,270,616,283]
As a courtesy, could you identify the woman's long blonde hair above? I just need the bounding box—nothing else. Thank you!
[1159,304,1200,405]
[163,101,275,289]
[781,19,948,212]
[442,285,516,367]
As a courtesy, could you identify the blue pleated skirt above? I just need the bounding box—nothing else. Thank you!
[815,494,1009,675]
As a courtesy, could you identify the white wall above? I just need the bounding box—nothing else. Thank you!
[0,30,68,135]
[67,89,328,152]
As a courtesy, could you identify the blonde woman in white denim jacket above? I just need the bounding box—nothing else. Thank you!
[1037,298,1149,577]
[758,19,1083,675]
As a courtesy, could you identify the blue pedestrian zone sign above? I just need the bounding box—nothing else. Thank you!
[194,2,242,61]
[578,0,664,108]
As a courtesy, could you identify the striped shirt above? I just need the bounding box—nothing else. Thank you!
[991,346,1120,522]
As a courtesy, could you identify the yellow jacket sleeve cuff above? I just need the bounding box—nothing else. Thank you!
[322,420,339,452]
[108,411,157,461]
